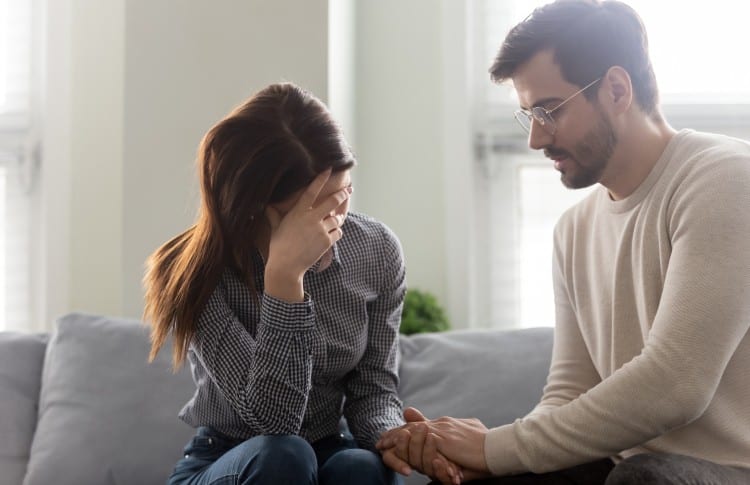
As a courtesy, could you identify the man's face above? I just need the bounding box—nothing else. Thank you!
[511,50,616,189]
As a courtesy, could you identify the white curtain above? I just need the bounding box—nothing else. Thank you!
[0,0,36,331]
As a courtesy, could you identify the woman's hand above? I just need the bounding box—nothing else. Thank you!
[264,170,351,302]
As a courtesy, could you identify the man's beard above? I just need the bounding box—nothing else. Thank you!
[546,112,617,189]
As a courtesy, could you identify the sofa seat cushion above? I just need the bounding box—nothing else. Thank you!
[0,332,47,485]
[24,313,195,485]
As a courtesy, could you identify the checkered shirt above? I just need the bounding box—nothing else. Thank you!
[178,212,406,450]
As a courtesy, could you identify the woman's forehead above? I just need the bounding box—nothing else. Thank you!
[321,169,351,192]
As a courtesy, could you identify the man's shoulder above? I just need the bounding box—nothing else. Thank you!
[671,129,750,168]
[666,130,750,194]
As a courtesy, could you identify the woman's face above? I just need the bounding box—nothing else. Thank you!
[270,169,352,221]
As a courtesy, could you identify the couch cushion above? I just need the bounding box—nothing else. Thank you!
[398,327,553,427]
[397,328,553,485]
[0,332,47,485]
[24,313,195,485]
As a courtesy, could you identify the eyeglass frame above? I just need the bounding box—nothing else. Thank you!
[513,77,602,135]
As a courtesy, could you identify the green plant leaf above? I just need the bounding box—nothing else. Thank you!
[400,288,450,335]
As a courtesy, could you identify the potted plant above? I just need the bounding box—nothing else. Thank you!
[400,288,450,335]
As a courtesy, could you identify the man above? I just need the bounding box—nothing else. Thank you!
[377,1,750,483]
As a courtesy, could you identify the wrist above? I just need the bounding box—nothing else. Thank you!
[264,263,304,302]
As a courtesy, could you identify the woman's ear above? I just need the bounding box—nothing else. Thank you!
[602,66,633,114]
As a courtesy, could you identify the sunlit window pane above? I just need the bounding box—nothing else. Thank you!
[483,0,750,106]
[628,0,750,102]
[518,166,595,327]
[0,0,7,109]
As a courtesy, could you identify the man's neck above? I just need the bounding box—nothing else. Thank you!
[602,114,677,201]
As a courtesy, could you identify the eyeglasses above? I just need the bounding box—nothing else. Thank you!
[514,77,601,135]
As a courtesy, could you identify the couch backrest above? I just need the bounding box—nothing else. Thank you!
[399,327,553,428]
[21,313,196,485]
[0,314,553,485]
[0,332,48,485]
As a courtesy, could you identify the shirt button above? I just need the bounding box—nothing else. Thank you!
[207,438,213,445]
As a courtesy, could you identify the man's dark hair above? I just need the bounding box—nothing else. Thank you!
[489,0,660,115]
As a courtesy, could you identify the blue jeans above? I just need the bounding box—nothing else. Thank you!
[167,427,401,485]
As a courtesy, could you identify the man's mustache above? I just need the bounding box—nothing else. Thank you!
[544,147,572,159]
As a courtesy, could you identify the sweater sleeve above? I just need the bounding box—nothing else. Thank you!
[485,156,750,475]
[190,282,316,435]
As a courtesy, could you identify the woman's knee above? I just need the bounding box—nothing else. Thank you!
[321,448,397,485]
[235,435,317,484]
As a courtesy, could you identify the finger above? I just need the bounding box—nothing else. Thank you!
[393,429,411,463]
[312,186,350,219]
[322,214,340,234]
[330,227,343,243]
[404,407,428,422]
[409,423,427,473]
[377,427,403,450]
[264,205,282,230]
[422,431,438,478]
[431,458,455,485]
[298,168,332,208]
[381,448,412,476]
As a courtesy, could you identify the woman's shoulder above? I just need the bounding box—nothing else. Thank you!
[342,211,402,248]
[342,211,398,240]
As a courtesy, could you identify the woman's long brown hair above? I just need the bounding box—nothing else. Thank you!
[143,83,355,369]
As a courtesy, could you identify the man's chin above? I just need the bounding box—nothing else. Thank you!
[559,170,598,190]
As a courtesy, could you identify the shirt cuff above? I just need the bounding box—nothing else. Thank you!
[260,293,315,331]
[484,423,526,476]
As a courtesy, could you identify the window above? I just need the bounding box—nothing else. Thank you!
[472,0,750,329]
[0,0,37,331]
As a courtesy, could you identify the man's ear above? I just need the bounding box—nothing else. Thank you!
[602,66,633,114]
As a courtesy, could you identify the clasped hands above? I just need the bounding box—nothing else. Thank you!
[376,407,492,484]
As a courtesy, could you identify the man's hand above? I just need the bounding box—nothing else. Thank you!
[378,407,491,473]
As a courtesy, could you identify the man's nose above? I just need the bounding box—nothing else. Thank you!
[528,119,554,150]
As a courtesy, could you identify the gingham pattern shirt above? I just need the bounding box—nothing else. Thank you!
[179,212,406,450]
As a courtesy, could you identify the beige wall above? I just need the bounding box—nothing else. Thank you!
[68,0,125,318]
[348,0,474,327]
[121,0,329,317]
[351,0,447,309]
[43,0,474,328]
[44,0,329,323]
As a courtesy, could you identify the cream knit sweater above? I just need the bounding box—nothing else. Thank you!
[485,129,750,475]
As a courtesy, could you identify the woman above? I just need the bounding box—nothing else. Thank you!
[144,83,405,485]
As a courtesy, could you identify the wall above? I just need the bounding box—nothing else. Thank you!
[350,0,474,328]
[69,0,125,317]
[121,0,329,317]
[42,0,475,329]
[351,0,447,315]
[42,0,329,324]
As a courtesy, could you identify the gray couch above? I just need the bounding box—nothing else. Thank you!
[0,312,553,485]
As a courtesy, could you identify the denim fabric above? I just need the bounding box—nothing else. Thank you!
[168,427,401,485]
